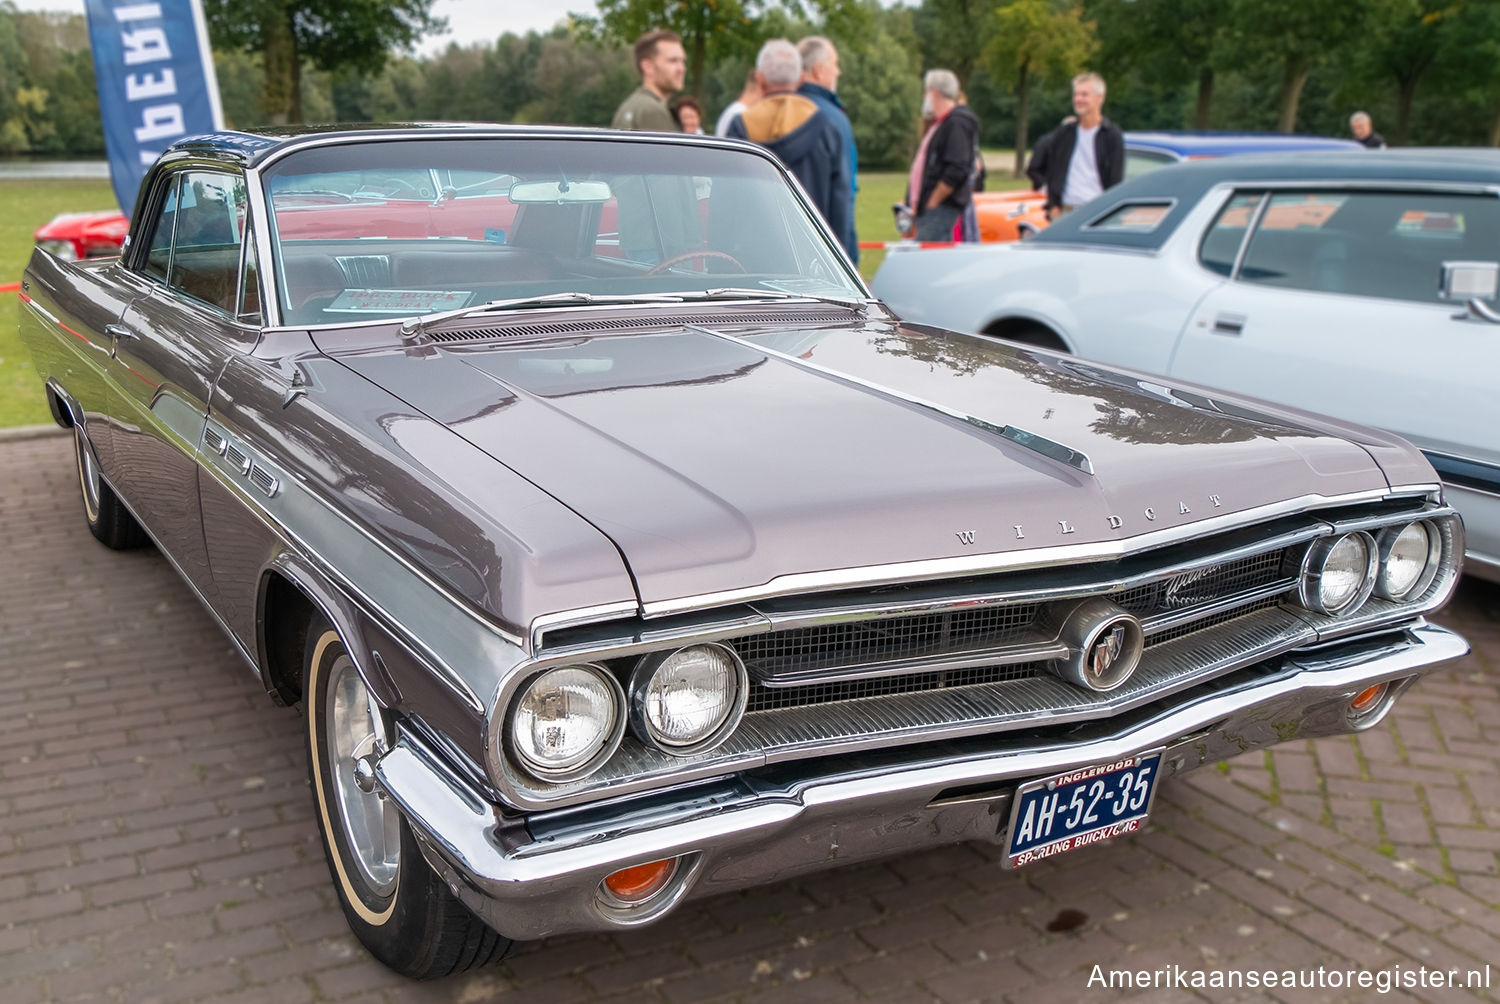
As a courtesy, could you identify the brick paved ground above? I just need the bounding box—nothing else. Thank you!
[0,429,1495,1003]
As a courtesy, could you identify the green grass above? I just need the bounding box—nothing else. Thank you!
[855,155,1030,282]
[0,179,119,428]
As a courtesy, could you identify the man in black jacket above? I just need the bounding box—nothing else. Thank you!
[909,69,980,241]
[1033,72,1123,219]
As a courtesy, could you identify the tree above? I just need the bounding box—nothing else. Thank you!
[1092,0,1229,128]
[985,0,1098,176]
[202,0,444,124]
[1229,0,1369,133]
[836,11,923,169]
[583,0,863,98]
[1353,0,1473,146]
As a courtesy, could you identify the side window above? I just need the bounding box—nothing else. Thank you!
[167,172,246,313]
[1123,150,1174,180]
[1238,190,1499,304]
[141,176,180,282]
[1198,192,1262,277]
[238,219,262,322]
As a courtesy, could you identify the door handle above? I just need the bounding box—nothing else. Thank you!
[1211,313,1245,335]
[104,323,139,341]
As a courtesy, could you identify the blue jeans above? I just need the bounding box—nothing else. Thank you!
[914,204,960,242]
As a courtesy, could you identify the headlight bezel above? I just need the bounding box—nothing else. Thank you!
[629,643,749,757]
[1298,531,1378,616]
[1374,520,1442,602]
[506,662,626,782]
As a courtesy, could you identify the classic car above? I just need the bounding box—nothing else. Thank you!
[32,208,131,260]
[870,149,1500,585]
[898,132,1364,244]
[19,126,1468,978]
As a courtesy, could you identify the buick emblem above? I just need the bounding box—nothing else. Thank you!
[1054,599,1145,693]
[1090,624,1127,679]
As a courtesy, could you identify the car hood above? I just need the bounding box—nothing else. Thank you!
[326,313,1414,615]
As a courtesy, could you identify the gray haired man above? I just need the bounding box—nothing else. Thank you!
[728,39,852,252]
[908,69,980,241]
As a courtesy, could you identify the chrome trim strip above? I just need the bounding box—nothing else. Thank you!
[530,600,642,651]
[21,295,60,326]
[755,639,1069,688]
[1140,578,1296,636]
[636,489,1394,619]
[1228,191,1270,280]
[753,520,1329,632]
[694,323,1096,478]
[192,441,494,712]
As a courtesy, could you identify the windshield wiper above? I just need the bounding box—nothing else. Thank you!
[674,287,870,309]
[398,291,688,337]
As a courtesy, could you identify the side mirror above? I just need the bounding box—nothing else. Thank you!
[1440,260,1499,300]
[1440,260,1500,324]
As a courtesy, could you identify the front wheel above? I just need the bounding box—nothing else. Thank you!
[304,618,511,978]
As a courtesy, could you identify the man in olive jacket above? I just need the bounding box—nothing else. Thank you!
[612,30,685,132]
[728,39,851,252]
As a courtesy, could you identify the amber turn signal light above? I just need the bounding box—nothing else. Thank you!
[1350,683,1388,715]
[602,858,678,904]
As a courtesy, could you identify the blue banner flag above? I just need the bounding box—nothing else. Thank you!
[84,0,223,219]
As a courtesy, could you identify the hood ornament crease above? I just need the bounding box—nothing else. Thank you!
[691,325,1095,478]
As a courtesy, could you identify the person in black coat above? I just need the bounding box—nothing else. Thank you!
[908,69,980,242]
[1031,73,1124,219]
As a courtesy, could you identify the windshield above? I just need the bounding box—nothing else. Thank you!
[260,137,865,325]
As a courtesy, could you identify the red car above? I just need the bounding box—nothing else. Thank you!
[33,209,130,260]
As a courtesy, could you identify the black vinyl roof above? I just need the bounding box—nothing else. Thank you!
[1034,148,1500,251]
[162,123,740,171]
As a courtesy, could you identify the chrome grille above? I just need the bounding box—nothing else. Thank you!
[746,661,1046,713]
[735,602,1041,682]
[1113,550,1284,614]
[726,548,1295,713]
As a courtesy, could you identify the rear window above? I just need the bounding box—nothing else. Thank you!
[1085,201,1174,234]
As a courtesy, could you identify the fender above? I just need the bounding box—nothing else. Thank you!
[258,549,403,712]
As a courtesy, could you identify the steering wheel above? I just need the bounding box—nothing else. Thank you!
[357,177,427,200]
[645,249,746,276]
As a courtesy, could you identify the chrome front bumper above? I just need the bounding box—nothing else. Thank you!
[373,623,1467,941]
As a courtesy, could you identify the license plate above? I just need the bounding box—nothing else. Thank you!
[1005,750,1163,868]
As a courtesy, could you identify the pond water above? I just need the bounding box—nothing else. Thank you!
[0,160,110,179]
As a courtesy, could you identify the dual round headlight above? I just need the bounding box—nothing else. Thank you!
[1299,532,1377,615]
[1299,521,1442,616]
[630,644,748,755]
[508,644,748,780]
[510,664,625,780]
[1374,521,1442,601]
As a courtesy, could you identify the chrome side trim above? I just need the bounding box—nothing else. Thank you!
[193,440,493,713]
[635,489,1393,619]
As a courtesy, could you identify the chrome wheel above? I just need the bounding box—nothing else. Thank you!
[325,654,399,895]
[74,427,101,524]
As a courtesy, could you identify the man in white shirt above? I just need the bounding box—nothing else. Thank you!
[715,71,763,137]
[1034,72,1123,220]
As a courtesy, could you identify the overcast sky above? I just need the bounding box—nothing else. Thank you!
[8,0,598,55]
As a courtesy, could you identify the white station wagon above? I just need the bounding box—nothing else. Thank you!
[872,149,1500,583]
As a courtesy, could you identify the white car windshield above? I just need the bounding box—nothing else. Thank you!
[260,137,864,325]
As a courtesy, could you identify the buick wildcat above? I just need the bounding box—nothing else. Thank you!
[19,126,1468,978]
